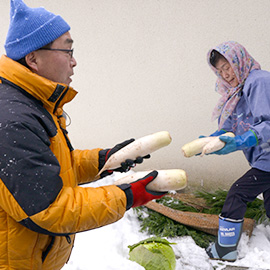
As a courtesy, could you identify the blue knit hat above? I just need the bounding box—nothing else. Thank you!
[5,0,70,60]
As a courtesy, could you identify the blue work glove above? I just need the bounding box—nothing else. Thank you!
[209,129,227,137]
[199,129,226,139]
[196,130,227,155]
[212,130,258,155]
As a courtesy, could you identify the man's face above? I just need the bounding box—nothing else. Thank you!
[34,32,77,85]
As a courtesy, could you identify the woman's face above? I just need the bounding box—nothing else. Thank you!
[215,58,239,87]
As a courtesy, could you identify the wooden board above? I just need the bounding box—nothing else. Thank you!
[145,201,255,237]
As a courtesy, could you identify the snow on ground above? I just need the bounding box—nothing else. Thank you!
[62,172,270,270]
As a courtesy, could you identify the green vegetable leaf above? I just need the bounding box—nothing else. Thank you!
[129,237,176,270]
[128,236,175,252]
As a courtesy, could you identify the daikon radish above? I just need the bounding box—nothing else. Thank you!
[114,169,187,192]
[181,137,217,158]
[200,132,235,156]
[97,131,172,176]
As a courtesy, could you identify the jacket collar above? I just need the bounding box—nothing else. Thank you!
[0,55,78,113]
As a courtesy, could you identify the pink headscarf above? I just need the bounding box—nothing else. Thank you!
[207,41,261,130]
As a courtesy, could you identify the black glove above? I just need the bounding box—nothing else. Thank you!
[99,138,151,178]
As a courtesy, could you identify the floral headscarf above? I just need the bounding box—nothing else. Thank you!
[207,41,261,130]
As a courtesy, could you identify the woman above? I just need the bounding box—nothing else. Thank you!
[205,41,270,261]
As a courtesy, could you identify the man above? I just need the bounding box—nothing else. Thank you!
[0,1,166,269]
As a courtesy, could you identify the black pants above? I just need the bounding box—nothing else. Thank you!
[221,168,270,220]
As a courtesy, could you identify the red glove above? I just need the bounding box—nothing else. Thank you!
[118,171,167,209]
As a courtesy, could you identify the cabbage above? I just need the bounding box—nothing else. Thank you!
[128,237,176,270]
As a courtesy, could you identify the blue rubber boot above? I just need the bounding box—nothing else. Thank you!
[206,216,243,262]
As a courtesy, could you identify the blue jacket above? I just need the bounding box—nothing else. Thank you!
[222,69,270,171]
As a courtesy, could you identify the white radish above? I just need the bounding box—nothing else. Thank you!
[181,137,217,158]
[97,131,172,176]
[200,132,235,156]
[114,169,187,192]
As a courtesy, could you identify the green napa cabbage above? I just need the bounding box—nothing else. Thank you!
[128,237,176,270]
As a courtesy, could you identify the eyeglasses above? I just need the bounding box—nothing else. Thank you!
[38,48,74,58]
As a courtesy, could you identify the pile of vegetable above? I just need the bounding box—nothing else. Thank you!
[99,130,189,192]
[134,189,267,248]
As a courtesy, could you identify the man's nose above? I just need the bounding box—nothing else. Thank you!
[71,56,77,67]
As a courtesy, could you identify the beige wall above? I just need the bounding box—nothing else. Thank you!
[1,0,270,191]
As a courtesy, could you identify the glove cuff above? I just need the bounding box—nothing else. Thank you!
[98,148,110,171]
[236,130,258,150]
[117,184,133,210]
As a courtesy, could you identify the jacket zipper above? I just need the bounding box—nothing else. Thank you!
[42,235,72,263]
[42,236,55,263]
[53,87,69,114]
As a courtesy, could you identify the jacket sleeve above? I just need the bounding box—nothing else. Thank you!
[72,148,102,185]
[0,120,127,236]
[244,73,270,144]
[28,184,127,234]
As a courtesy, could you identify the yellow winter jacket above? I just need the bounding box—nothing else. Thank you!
[0,55,127,270]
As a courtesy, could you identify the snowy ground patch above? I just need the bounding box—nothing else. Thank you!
[63,172,270,270]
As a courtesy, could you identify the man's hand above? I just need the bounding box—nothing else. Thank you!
[99,139,151,178]
[117,171,167,209]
